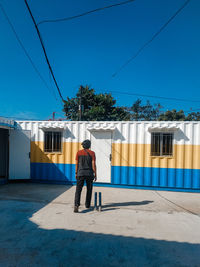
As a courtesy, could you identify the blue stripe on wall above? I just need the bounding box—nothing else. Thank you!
[31,163,200,190]
[31,163,76,182]
[111,166,200,189]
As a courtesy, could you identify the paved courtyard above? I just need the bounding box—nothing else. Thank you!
[0,183,200,266]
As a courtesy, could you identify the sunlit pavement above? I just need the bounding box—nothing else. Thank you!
[0,183,200,267]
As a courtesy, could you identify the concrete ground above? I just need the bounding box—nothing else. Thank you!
[0,183,200,267]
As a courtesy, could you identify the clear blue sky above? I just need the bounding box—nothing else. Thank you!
[0,0,200,120]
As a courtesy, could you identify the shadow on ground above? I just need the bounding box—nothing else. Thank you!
[102,200,154,208]
[0,184,199,267]
[81,200,154,213]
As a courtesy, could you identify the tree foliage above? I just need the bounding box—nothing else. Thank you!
[158,109,185,121]
[63,85,130,121]
[185,112,200,121]
[63,85,200,121]
[126,99,163,121]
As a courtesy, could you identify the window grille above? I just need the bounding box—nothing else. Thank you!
[44,131,62,153]
[151,132,173,156]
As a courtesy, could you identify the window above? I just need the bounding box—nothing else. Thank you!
[44,131,62,153]
[151,132,173,156]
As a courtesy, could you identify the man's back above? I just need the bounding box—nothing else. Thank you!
[76,149,95,177]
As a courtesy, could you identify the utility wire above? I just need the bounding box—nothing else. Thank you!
[0,3,58,102]
[24,0,64,102]
[0,115,41,121]
[48,69,63,106]
[185,107,200,113]
[112,0,192,77]
[37,0,136,26]
[1,114,65,121]
[108,90,200,103]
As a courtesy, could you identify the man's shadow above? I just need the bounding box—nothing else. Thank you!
[80,200,154,213]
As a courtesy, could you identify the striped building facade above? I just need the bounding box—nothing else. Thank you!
[13,121,200,191]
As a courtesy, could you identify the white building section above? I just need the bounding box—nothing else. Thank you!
[9,129,31,180]
[91,131,112,183]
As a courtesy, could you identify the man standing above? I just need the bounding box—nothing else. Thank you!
[74,139,97,213]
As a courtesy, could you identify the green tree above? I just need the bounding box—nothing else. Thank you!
[158,109,185,121]
[186,112,200,121]
[127,99,142,121]
[128,99,162,121]
[63,85,130,121]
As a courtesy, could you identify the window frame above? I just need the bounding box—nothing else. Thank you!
[44,130,63,154]
[151,132,174,157]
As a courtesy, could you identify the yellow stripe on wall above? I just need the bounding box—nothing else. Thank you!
[31,141,82,164]
[112,143,200,169]
[31,141,200,170]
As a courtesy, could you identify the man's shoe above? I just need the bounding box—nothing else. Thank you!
[74,206,79,213]
[85,205,90,209]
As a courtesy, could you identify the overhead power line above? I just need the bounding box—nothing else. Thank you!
[108,90,200,103]
[24,0,64,102]
[0,114,40,120]
[0,3,58,102]
[112,0,192,77]
[37,0,136,26]
[185,107,200,113]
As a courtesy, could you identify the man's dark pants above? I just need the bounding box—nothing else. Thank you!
[74,176,93,207]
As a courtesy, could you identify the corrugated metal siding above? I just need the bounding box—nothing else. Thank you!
[111,166,200,189]
[16,121,200,189]
[110,122,200,189]
[111,143,200,169]
[31,163,76,182]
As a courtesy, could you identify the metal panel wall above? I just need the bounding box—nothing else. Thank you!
[16,121,200,189]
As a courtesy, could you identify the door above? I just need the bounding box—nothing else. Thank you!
[0,129,9,179]
[91,131,112,183]
[9,129,31,179]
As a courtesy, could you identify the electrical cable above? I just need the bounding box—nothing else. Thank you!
[112,0,192,77]
[0,114,66,121]
[37,0,136,26]
[0,3,59,103]
[105,90,200,103]
[24,0,64,102]
[185,108,200,113]
[0,115,41,121]
[48,69,63,106]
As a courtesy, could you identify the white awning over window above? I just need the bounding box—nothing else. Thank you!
[0,117,16,129]
[39,122,67,130]
[87,123,116,131]
[148,124,179,132]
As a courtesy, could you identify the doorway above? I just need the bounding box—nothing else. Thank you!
[9,129,31,180]
[0,129,9,179]
[91,131,112,183]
